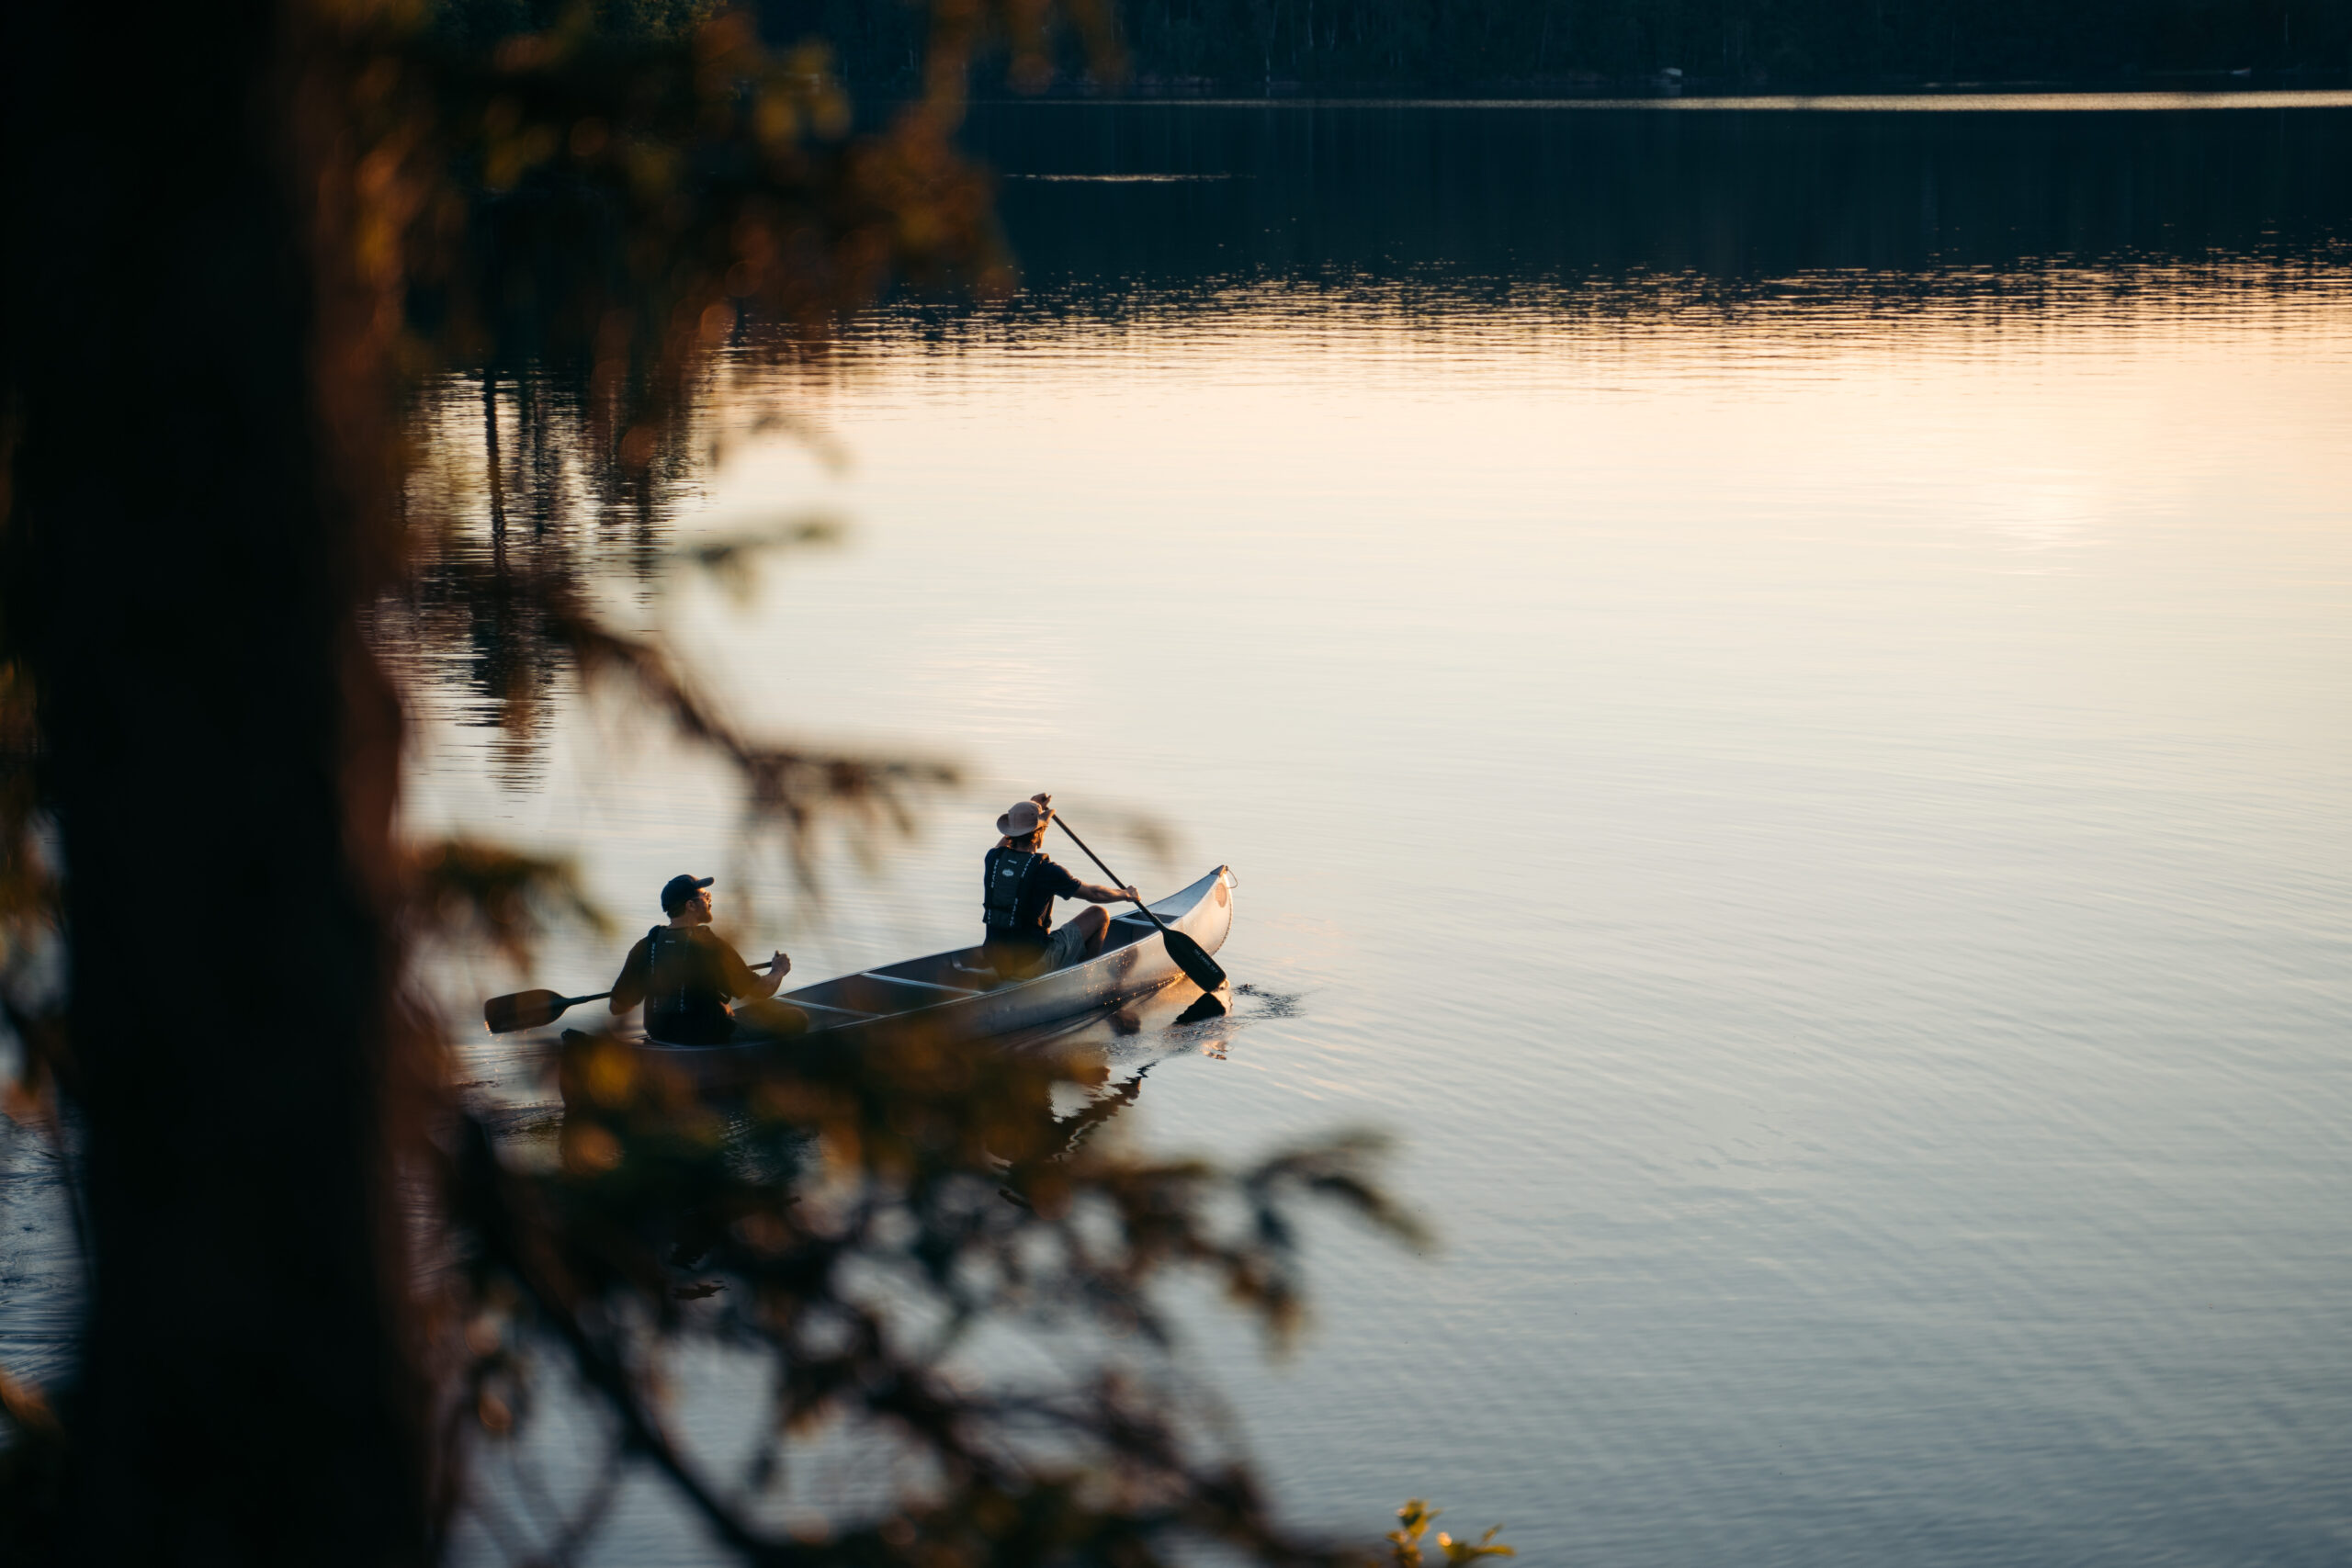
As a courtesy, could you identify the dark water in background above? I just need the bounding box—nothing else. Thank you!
[969,96,2352,292]
[11,99,2352,1563]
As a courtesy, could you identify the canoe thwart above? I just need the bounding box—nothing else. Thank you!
[858,972,981,995]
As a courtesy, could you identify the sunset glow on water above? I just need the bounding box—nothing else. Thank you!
[397,104,2352,1557]
[6,96,2346,1564]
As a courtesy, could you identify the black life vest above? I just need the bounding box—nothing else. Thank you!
[982,847,1048,934]
[644,926,732,1043]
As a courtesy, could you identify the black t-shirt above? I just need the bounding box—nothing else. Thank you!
[980,846,1081,960]
[616,924,763,1043]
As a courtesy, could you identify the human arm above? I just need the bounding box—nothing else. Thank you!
[1035,860,1133,907]
[608,935,650,1015]
[753,952,789,998]
[717,936,789,999]
[1038,858,1136,908]
[1026,798,1136,907]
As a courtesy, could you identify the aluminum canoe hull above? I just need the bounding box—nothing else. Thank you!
[619,864,1235,1078]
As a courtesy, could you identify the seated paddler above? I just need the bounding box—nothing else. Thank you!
[979,795,1138,981]
[609,874,807,1043]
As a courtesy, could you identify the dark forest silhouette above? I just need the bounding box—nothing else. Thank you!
[960,98,2352,298]
[770,0,2352,95]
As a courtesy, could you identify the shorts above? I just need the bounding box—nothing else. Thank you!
[992,918,1093,980]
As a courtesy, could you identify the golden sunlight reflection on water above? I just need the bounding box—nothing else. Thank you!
[396,266,2352,1565]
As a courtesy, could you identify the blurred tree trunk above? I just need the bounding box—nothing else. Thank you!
[3,2,433,1562]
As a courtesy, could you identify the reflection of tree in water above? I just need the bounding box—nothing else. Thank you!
[0,3,1513,1561]
[375,0,1010,792]
[389,357,713,781]
[1021,983,1248,1165]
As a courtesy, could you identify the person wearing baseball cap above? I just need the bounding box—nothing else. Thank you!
[978,794,1137,981]
[606,874,803,1043]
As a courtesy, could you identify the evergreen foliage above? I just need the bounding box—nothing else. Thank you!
[0,0,1502,1562]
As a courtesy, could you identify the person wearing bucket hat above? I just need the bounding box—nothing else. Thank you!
[978,794,1138,981]
[606,874,804,1043]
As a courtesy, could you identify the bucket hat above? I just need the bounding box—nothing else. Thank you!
[996,795,1053,838]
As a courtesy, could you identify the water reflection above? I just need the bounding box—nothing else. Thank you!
[380,106,2352,1566]
[385,364,721,780]
[1025,979,1250,1154]
[1174,985,1237,1024]
[389,103,2352,781]
[967,100,2352,293]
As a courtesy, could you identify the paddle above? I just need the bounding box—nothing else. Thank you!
[482,957,780,1034]
[1051,815,1229,993]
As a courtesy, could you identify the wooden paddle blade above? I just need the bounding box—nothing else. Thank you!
[1160,928,1228,993]
[483,988,569,1034]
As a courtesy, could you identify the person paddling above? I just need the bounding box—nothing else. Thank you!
[609,874,807,1042]
[980,795,1137,981]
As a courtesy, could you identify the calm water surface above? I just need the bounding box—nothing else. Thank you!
[13,101,2352,1563]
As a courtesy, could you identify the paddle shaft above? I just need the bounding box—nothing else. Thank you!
[486,955,781,1032]
[1050,817,1174,938]
[1050,818,1227,993]
[558,952,782,1010]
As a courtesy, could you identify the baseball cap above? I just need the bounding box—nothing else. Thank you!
[660,874,715,914]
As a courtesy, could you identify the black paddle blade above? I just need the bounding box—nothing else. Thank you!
[484,988,568,1034]
[1159,927,1228,994]
[1173,986,1233,1025]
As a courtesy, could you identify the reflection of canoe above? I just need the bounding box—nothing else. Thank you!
[629,866,1237,1077]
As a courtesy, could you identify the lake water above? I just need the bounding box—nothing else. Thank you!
[12,98,2352,1563]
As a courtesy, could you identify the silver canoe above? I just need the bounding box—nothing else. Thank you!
[616,865,1237,1077]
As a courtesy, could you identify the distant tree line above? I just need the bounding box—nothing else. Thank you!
[752,0,2352,95]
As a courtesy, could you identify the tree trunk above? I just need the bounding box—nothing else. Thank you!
[2,3,434,1562]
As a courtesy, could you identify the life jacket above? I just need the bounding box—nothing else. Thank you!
[644,925,732,1043]
[981,846,1048,934]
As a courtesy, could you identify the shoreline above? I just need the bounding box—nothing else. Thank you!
[960,86,2352,112]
